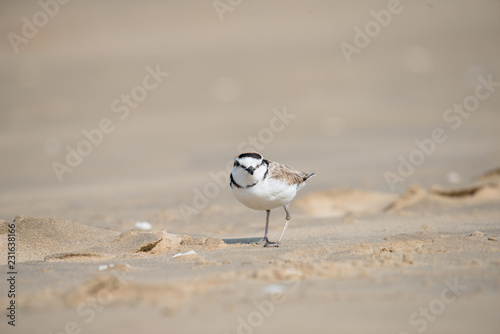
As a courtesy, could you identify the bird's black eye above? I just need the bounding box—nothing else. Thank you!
[234,160,240,167]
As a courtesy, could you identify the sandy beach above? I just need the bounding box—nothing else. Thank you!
[1,1,500,333]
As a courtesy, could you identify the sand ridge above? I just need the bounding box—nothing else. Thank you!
[0,215,228,264]
[296,176,500,218]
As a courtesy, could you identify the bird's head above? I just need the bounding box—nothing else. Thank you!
[231,152,268,186]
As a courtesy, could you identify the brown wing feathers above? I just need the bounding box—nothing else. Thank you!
[267,161,314,185]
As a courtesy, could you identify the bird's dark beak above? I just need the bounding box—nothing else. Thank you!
[247,167,255,175]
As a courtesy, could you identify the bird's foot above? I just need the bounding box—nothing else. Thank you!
[254,236,270,245]
[263,241,280,248]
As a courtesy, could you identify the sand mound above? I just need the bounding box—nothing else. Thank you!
[0,215,118,263]
[295,189,396,218]
[0,215,226,264]
[386,183,500,212]
[296,168,500,218]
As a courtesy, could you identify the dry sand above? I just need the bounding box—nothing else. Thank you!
[1,174,499,333]
[1,1,500,333]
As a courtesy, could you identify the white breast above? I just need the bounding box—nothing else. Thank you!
[231,177,299,211]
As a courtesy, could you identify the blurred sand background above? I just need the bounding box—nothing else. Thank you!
[1,1,500,333]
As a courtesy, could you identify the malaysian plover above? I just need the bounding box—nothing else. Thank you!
[230,152,315,247]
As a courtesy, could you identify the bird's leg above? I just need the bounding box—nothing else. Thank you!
[263,209,271,242]
[264,206,291,248]
[255,210,271,244]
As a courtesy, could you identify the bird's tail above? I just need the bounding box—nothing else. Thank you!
[303,172,315,181]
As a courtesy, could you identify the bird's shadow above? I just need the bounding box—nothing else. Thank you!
[222,237,262,245]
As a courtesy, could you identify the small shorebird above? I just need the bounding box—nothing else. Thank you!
[230,152,315,247]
